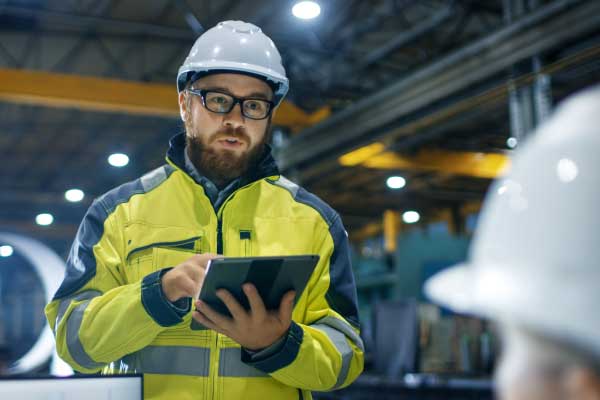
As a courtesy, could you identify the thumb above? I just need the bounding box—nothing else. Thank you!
[279,291,296,321]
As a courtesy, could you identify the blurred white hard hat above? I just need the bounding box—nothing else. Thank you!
[177,20,289,107]
[425,85,600,357]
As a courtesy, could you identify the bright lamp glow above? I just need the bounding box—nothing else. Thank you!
[557,158,578,183]
[402,211,420,224]
[0,245,13,257]
[65,189,85,203]
[36,213,54,226]
[386,176,406,189]
[108,153,129,167]
[292,1,321,19]
[507,137,518,149]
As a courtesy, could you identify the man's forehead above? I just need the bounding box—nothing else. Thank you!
[193,73,273,98]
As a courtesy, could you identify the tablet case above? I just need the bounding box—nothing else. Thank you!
[190,255,319,330]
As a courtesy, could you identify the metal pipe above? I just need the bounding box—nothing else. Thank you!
[280,0,598,172]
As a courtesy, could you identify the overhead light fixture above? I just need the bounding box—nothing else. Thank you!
[108,153,129,167]
[65,189,85,203]
[0,245,13,257]
[507,137,518,149]
[402,211,420,224]
[36,213,54,226]
[292,1,321,19]
[386,176,406,189]
[556,158,578,183]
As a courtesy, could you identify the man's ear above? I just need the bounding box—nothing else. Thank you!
[178,91,187,123]
[563,366,600,400]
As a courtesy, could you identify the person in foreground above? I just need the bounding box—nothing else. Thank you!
[45,20,364,400]
[426,85,600,400]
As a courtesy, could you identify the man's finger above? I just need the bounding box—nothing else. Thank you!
[186,264,206,287]
[278,290,296,322]
[196,300,233,330]
[216,289,247,321]
[243,284,266,316]
[192,311,223,333]
[190,253,221,271]
[180,274,203,296]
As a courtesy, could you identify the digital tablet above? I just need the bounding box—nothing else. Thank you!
[190,255,319,330]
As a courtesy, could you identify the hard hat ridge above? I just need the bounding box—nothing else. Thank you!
[177,20,289,107]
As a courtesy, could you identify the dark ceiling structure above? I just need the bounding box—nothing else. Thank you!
[1,0,599,255]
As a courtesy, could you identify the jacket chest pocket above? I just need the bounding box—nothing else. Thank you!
[125,236,202,282]
[239,230,252,256]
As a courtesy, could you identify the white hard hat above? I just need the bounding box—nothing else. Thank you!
[425,85,600,357]
[177,20,289,107]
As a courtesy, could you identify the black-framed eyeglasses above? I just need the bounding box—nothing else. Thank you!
[187,88,274,120]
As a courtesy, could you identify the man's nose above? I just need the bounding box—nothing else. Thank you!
[223,102,245,129]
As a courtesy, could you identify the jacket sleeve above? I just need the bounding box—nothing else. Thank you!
[242,214,364,390]
[44,198,188,373]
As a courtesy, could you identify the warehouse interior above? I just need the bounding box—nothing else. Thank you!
[1,0,599,398]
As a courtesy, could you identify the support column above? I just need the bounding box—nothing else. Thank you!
[383,210,400,270]
[504,0,553,145]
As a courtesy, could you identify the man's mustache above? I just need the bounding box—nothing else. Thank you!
[210,127,250,143]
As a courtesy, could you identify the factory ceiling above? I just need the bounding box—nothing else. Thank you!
[0,0,599,253]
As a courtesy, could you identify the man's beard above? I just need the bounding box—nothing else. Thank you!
[185,120,271,189]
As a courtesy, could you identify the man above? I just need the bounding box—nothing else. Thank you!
[425,86,600,400]
[45,21,364,400]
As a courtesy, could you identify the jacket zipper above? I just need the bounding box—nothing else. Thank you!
[209,331,219,400]
[209,184,258,400]
[212,200,231,400]
[211,189,247,399]
[217,218,223,255]
[215,191,239,256]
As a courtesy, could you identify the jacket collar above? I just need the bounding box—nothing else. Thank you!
[166,132,280,187]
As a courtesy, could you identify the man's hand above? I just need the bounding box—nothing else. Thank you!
[193,283,296,351]
[161,253,220,302]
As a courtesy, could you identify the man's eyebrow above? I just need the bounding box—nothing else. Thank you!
[246,92,272,101]
[197,86,272,100]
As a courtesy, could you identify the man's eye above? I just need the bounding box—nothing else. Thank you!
[211,96,230,104]
[246,101,264,111]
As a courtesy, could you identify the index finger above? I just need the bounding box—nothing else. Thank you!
[191,253,222,269]
[188,254,221,298]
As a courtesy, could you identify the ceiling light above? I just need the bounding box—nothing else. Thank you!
[386,176,406,189]
[0,245,13,257]
[292,1,321,19]
[556,158,578,183]
[108,153,129,167]
[36,213,54,226]
[65,189,85,203]
[402,211,420,224]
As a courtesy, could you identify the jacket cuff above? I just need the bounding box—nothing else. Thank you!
[159,268,191,316]
[141,268,186,327]
[243,334,287,360]
[241,321,303,373]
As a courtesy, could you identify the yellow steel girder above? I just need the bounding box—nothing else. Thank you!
[339,141,511,179]
[0,68,328,131]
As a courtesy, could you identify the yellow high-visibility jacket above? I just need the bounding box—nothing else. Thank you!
[45,133,364,400]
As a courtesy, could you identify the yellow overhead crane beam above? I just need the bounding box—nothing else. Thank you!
[339,141,511,179]
[0,68,329,132]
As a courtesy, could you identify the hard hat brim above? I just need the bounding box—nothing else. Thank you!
[177,60,289,106]
[425,263,478,314]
